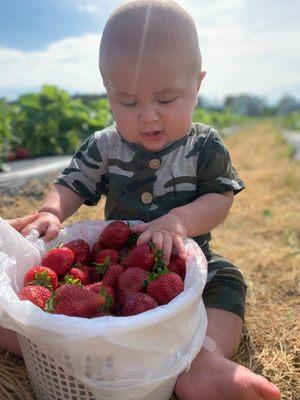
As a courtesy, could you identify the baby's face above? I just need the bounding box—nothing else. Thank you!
[104,54,203,152]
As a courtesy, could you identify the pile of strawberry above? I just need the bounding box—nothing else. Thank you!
[18,221,186,318]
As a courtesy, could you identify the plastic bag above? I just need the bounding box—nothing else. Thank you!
[0,218,208,400]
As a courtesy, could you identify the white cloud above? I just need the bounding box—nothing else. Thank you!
[0,0,300,102]
[0,34,104,99]
[77,4,100,14]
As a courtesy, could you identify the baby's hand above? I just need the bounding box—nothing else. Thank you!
[7,211,39,232]
[20,211,61,242]
[131,214,187,263]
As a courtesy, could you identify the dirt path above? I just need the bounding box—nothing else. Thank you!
[0,119,299,400]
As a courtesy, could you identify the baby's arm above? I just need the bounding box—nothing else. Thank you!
[132,191,234,262]
[169,191,234,236]
[20,184,84,241]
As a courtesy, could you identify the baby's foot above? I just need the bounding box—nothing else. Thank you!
[175,349,281,400]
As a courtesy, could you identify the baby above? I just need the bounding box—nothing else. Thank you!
[2,1,280,399]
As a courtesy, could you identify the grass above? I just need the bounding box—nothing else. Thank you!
[0,119,299,399]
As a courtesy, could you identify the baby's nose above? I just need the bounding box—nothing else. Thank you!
[138,104,159,123]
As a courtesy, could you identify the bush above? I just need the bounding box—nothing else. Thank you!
[0,86,112,159]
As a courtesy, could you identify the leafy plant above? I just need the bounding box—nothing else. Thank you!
[0,85,112,159]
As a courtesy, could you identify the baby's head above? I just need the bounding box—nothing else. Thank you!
[99,0,205,152]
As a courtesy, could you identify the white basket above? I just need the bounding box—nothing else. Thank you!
[18,334,179,400]
[0,219,208,400]
[19,335,96,400]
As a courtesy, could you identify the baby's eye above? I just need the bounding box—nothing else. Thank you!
[120,101,137,107]
[158,97,179,104]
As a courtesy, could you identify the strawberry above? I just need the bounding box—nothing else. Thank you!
[63,266,90,286]
[16,147,30,159]
[168,254,186,280]
[122,292,158,316]
[146,272,184,305]
[91,249,121,284]
[99,221,131,249]
[94,249,120,265]
[41,247,75,276]
[64,239,90,265]
[49,284,103,318]
[122,243,155,271]
[18,285,52,309]
[102,263,124,289]
[85,282,116,313]
[24,265,58,291]
[117,267,148,305]
[90,241,104,262]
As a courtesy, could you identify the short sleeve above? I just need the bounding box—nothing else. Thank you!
[196,127,245,196]
[56,132,108,205]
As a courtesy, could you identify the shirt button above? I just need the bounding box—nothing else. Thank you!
[141,192,153,204]
[149,158,161,170]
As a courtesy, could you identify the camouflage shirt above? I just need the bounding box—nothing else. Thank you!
[56,123,245,247]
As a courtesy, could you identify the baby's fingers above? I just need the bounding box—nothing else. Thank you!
[7,211,39,232]
[130,223,148,234]
[161,233,173,264]
[43,223,61,242]
[172,235,187,260]
[151,231,172,263]
[20,222,44,237]
[136,229,153,245]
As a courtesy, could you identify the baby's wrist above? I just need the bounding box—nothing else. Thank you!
[167,211,187,236]
[38,208,61,222]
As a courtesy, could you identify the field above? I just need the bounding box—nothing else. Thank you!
[0,119,299,399]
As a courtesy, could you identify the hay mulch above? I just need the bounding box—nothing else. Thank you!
[0,119,299,399]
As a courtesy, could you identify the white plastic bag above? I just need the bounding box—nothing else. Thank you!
[0,218,208,400]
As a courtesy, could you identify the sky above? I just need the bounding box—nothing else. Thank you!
[0,0,300,104]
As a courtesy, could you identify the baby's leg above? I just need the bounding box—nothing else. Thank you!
[0,326,22,357]
[175,307,281,400]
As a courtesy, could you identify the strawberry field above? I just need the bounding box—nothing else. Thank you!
[0,119,299,399]
[0,85,248,167]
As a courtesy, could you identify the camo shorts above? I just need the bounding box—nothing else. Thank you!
[201,244,247,320]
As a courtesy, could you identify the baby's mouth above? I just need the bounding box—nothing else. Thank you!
[141,130,162,136]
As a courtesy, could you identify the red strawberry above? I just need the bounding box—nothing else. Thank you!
[16,147,30,159]
[64,239,90,265]
[64,266,90,286]
[50,284,103,318]
[94,249,120,265]
[122,292,158,316]
[168,254,186,280]
[146,272,184,305]
[85,282,116,313]
[91,249,120,283]
[24,265,58,291]
[117,267,148,305]
[99,221,131,249]
[122,243,155,271]
[41,247,75,275]
[102,263,124,289]
[90,241,104,262]
[18,285,52,309]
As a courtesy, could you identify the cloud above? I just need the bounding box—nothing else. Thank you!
[0,0,299,101]
[177,0,300,101]
[0,34,104,99]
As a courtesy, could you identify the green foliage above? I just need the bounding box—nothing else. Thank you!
[281,111,300,131]
[0,85,112,158]
[0,85,250,161]
[193,108,247,130]
[0,99,15,166]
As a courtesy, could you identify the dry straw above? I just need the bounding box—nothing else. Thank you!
[0,120,299,399]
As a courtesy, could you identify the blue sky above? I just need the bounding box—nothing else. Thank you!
[0,0,300,103]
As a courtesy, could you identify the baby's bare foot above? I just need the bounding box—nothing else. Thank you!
[175,350,281,400]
